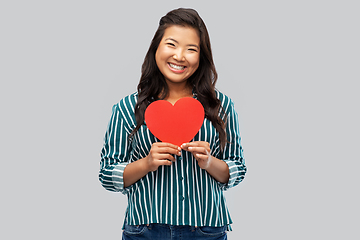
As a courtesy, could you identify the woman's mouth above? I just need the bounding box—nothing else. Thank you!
[168,63,186,72]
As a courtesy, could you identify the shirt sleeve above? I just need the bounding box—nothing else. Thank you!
[219,98,247,191]
[99,103,134,194]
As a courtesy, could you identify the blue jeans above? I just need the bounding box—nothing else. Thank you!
[122,223,227,240]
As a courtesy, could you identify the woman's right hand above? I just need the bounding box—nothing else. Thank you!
[123,142,181,188]
[145,142,181,172]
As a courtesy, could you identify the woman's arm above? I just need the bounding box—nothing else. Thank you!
[99,104,131,193]
[219,97,247,189]
[123,142,181,188]
[99,102,182,191]
[182,95,246,189]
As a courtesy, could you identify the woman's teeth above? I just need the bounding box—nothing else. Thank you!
[169,63,185,70]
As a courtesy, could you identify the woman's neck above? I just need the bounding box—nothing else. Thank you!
[163,82,193,105]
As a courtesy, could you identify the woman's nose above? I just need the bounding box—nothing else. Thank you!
[173,50,185,61]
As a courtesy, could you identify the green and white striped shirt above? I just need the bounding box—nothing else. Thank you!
[99,91,246,229]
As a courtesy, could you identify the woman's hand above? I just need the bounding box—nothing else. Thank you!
[181,141,230,183]
[146,142,181,172]
[181,141,212,170]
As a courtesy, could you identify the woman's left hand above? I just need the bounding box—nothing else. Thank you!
[182,141,230,184]
[181,141,213,170]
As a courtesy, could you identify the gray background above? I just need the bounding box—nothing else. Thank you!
[1,0,359,239]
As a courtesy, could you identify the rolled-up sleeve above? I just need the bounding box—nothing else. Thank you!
[220,99,247,191]
[99,104,133,194]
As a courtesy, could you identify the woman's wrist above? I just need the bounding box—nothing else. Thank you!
[142,155,154,173]
[205,156,230,184]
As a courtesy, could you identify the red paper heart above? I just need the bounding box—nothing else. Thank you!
[144,97,205,146]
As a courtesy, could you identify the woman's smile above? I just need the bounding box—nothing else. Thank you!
[168,62,186,72]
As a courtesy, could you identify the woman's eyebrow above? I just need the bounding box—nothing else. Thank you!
[187,44,200,49]
[165,38,199,49]
[165,37,178,43]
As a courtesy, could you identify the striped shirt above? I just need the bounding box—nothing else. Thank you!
[99,91,246,229]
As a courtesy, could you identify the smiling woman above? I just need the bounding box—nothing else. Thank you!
[99,8,247,240]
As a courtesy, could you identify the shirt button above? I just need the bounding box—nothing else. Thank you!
[180,196,184,201]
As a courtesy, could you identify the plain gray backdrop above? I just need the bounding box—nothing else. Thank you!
[1,0,359,239]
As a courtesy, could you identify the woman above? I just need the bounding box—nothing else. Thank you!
[99,8,247,239]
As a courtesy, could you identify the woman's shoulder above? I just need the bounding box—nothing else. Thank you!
[215,89,234,111]
[109,92,138,129]
[116,92,138,109]
[112,92,138,116]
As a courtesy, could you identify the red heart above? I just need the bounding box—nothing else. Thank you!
[144,97,205,146]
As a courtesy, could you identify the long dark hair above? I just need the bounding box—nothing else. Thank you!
[130,8,227,150]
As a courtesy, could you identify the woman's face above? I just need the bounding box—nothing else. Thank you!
[155,25,200,86]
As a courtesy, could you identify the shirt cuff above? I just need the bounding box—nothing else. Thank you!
[112,162,133,194]
[219,160,244,191]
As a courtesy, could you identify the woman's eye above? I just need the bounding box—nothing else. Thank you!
[167,43,175,47]
[188,48,198,52]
